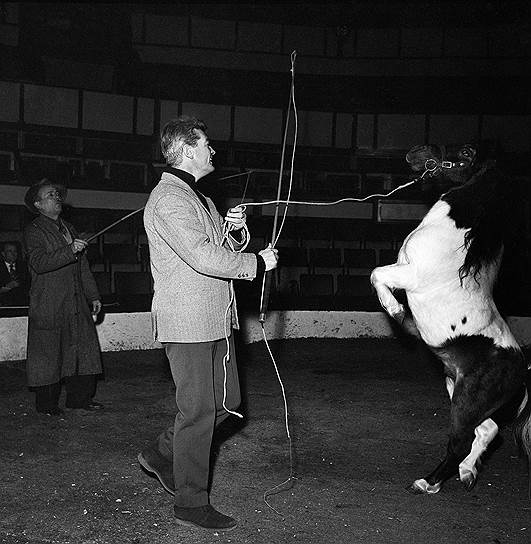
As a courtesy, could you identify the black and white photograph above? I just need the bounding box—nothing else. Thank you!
[0,2,530,543]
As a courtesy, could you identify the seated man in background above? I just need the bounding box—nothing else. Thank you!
[0,241,28,306]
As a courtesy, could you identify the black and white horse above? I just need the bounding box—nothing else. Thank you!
[371,143,531,494]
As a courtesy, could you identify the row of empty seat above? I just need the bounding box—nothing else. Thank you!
[86,243,398,273]
[87,244,149,272]
[0,203,417,247]
[244,217,415,246]
[235,271,380,311]
[88,244,394,312]
[93,271,152,310]
[272,246,398,268]
[0,156,418,200]
[92,270,381,312]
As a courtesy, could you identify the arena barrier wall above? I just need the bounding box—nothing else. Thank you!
[1,311,531,362]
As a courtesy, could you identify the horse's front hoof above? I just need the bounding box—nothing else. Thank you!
[407,482,426,495]
[408,478,442,494]
[392,308,406,324]
[460,472,477,491]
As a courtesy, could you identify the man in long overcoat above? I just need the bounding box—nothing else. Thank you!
[24,180,103,416]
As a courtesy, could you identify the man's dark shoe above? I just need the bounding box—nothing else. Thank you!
[173,504,237,531]
[137,448,175,495]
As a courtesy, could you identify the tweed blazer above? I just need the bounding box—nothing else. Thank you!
[144,172,258,343]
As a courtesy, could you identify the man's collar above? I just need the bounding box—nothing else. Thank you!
[39,214,62,226]
[161,166,210,212]
[162,166,196,187]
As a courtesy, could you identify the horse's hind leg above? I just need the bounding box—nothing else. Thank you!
[458,418,498,489]
[442,378,499,488]
[409,398,478,494]
[410,347,525,494]
[410,371,503,494]
[460,383,527,490]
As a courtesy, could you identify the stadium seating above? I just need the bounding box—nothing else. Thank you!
[103,244,140,273]
[343,248,377,272]
[114,271,153,310]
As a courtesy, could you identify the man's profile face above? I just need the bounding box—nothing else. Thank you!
[190,130,216,178]
[34,185,63,217]
[1,244,17,263]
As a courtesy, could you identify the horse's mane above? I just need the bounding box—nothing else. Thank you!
[441,162,514,283]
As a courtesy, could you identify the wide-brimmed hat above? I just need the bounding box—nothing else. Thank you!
[24,179,67,214]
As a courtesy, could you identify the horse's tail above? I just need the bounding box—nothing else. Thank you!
[513,370,531,498]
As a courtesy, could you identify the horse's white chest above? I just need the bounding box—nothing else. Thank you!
[395,201,515,349]
[399,201,466,284]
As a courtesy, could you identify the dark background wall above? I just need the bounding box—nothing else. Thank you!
[0,2,529,314]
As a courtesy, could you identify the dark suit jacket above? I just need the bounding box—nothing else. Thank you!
[0,259,29,306]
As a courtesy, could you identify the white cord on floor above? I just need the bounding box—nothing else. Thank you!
[260,322,297,516]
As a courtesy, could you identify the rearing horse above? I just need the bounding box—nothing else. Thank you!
[371,143,531,494]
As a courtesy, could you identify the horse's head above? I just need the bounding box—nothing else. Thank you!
[406,144,479,186]
[407,142,515,285]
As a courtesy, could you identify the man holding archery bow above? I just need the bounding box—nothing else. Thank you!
[139,116,278,532]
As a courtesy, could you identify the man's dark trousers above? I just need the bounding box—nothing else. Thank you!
[157,334,241,507]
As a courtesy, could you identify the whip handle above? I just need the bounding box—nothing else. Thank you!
[258,270,273,323]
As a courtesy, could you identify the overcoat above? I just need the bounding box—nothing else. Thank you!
[24,215,102,387]
[143,172,258,343]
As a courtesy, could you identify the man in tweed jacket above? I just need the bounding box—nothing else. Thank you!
[139,117,278,531]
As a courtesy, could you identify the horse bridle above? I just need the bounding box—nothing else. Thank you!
[424,157,468,173]
[424,144,472,177]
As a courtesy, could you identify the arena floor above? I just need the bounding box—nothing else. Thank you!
[1,337,530,544]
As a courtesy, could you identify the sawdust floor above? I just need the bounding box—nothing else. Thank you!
[1,337,530,544]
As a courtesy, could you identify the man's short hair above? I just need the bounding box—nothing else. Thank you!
[24,178,67,214]
[160,116,207,167]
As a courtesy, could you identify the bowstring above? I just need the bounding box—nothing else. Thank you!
[272,50,298,249]
[260,50,298,518]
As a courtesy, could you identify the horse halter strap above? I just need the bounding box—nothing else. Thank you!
[423,145,468,176]
[441,160,467,169]
[423,158,466,173]
[439,145,468,169]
